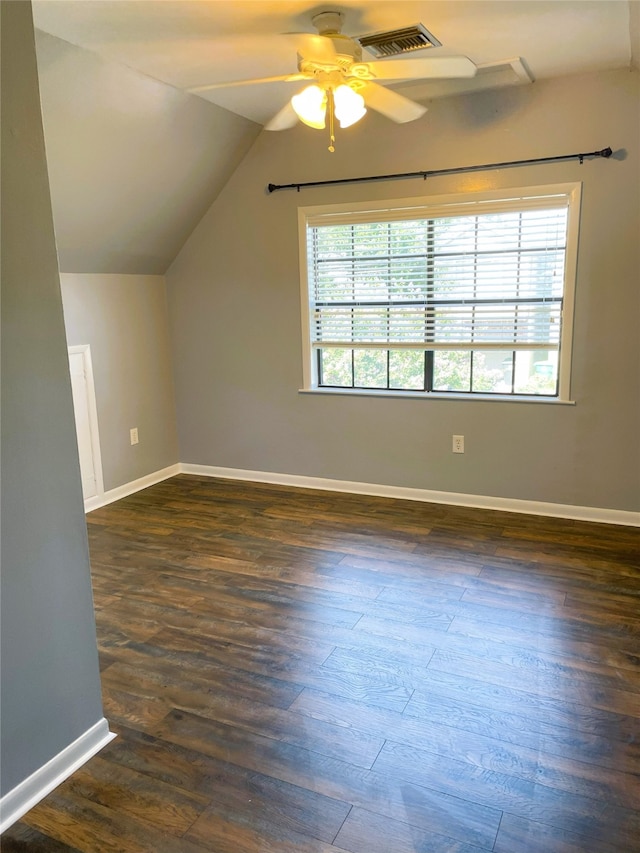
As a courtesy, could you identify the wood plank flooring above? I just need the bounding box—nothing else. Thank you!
[3,474,639,852]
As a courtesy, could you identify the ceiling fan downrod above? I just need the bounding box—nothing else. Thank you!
[311,10,344,36]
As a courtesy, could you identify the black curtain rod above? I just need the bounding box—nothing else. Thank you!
[267,147,613,194]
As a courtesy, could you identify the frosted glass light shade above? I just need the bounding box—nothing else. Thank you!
[291,85,327,129]
[334,85,367,128]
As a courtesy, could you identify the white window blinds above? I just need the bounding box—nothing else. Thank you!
[306,197,570,352]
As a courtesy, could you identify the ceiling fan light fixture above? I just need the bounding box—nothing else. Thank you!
[291,84,327,128]
[333,84,367,128]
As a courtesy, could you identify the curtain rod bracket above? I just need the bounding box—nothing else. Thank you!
[267,146,614,193]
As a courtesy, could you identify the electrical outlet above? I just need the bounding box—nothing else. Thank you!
[452,434,464,454]
[130,428,139,446]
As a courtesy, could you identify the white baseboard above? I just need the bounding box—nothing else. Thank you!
[84,463,180,512]
[80,461,639,526]
[0,718,116,833]
[180,463,640,527]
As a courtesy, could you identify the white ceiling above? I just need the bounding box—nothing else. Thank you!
[33,1,638,126]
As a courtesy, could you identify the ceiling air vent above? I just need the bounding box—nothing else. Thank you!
[357,24,441,58]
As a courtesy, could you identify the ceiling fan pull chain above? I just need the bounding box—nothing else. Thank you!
[328,89,336,153]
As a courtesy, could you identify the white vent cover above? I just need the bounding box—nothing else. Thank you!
[357,24,441,58]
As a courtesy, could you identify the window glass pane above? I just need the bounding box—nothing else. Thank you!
[313,225,351,260]
[388,257,429,301]
[315,261,354,301]
[354,349,388,388]
[389,350,425,390]
[353,308,388,343]
[433,255,476,300]
[433,305,540,347]
[514,350,558,395]
[353,222,389,256]
[355,263,389,300]
[475,254,522,300]
[476,212,520,252]
[389,219,428,255]
[472,350,514,393]
[389,306,426,343]
[320,348,352,386]
[519,208,567,249]
[433,215,476,253]
[314,306,353,342]
[517,250,565,299]
[433,351,471,392]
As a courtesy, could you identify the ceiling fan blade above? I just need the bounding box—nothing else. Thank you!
[365,56,477,81]
[362,82,427,123]
[264,102,300,131]
[189,73,307,94]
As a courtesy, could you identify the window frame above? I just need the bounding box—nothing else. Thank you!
[298,183,581,402]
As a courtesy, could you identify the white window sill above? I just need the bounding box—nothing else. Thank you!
[299,387,576,405]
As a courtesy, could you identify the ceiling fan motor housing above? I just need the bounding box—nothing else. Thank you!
[301,10,363,72]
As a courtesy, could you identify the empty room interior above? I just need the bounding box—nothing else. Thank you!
[2,1,639,851]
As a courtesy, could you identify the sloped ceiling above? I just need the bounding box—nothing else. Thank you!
[32,1,638,275]
[35,30,260,274]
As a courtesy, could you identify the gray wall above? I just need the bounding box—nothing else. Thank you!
[1,1,104,797]
[167,68,639,512]
[61,274,179,492]
[631,0,640,70]
[34,29,261,275]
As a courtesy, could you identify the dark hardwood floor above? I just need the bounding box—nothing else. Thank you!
[3,474,640,852]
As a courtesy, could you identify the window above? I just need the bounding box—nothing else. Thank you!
[299,184,580,401]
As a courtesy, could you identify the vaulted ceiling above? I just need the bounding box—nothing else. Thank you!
[32,1,640,274]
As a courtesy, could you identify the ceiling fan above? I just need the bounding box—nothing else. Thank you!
[189,11,477,150]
